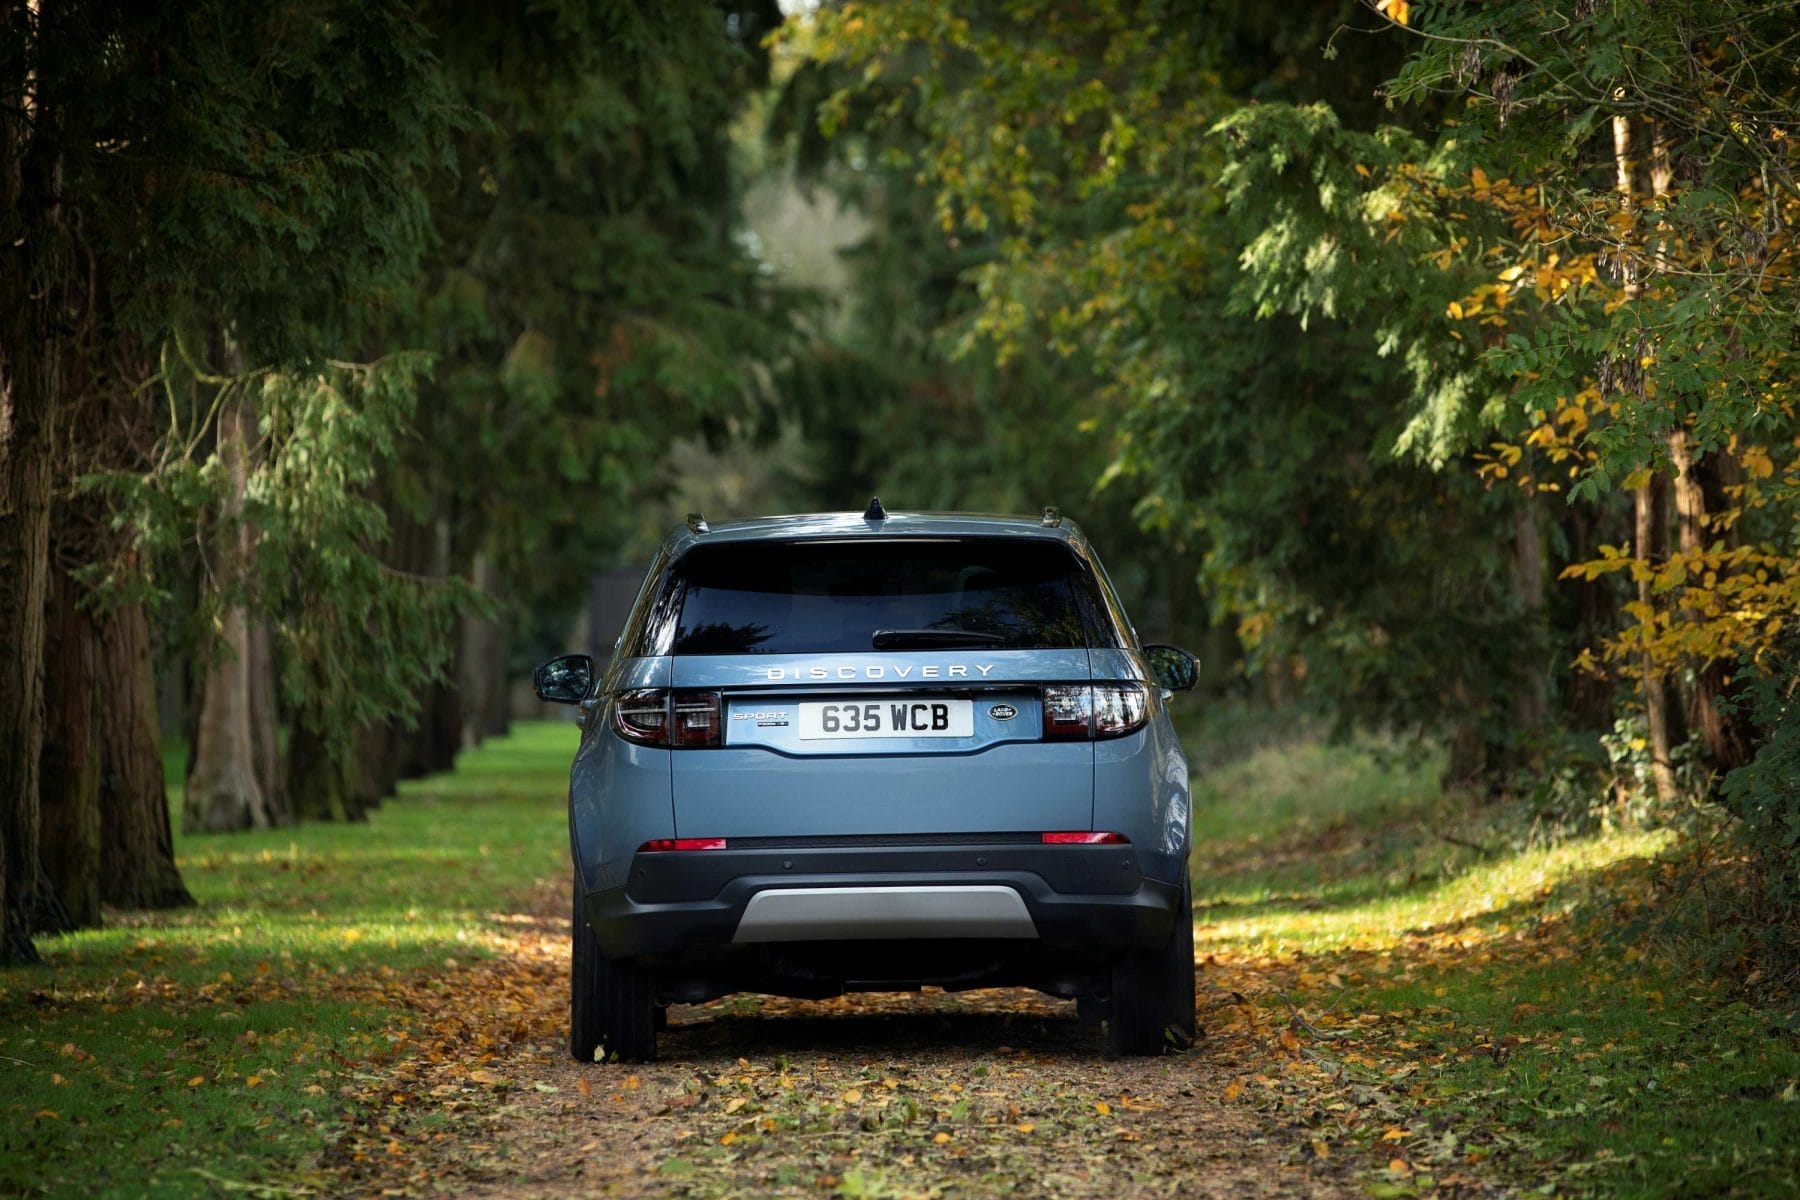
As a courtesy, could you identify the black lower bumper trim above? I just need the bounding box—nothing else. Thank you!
[583,843,1181,962]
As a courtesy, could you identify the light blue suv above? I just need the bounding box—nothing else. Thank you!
[534,502,1199,1061]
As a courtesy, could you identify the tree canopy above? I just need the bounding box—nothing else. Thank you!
[4,0,1798,974]
[786,0,1800,947]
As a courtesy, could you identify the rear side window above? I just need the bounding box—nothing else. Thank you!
[650,539,1111,655]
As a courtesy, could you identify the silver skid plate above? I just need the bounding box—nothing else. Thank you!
[731,885,1038,943]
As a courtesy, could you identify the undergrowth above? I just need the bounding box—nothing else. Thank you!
[1186,709,1800,1198]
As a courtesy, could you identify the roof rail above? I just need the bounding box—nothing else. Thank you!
[1041,505,1062,527]
[686,512,709,534]
[863,496,888,521]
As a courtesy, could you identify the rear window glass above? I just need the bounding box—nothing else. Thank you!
[660,539,1102,655]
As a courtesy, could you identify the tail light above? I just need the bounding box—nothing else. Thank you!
[671,691,722,747]
[1092,684,1148,737]
[1042,831,1129,845]
[1042,685,1091,739]
[1040,684,1148,740]
[612,689,723,748]
[614,689,671,744]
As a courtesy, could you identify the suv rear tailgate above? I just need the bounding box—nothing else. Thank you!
[671,650,1093,838]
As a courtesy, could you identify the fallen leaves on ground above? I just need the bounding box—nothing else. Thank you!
[312,875,1373,1199]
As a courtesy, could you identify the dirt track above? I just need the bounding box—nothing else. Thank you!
[320,878,1359,1199]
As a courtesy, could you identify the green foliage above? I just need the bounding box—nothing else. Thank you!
[22,1,798,754]
[756,10,1196,628]
[1240,1,1800,537]
[89,355,472,758]
[7,0,473,766]
[400,0,795,631]
[1210,103,1502,467]
[788,0,1550,742]
[1720,651,1800,974]
[63,1,458,362]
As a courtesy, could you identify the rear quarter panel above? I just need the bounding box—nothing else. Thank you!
[571,656,674,894]
[1090,648,1190,885]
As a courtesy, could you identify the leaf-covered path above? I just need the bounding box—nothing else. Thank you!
[319,876,1363,1199]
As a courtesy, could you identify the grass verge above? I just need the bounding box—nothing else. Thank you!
[0,720,576,1199]
[1191,718,1800,1198]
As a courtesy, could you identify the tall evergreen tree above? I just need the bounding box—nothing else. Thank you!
[361,0,792,780]
[1,0,457,955]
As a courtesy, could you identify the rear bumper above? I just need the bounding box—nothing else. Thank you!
[582,842,1181,962]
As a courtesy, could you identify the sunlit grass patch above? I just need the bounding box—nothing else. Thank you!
[1202,827,1671,958]
[1192,732,1451,909]
[1187,716,1800,1198]
[0,720,577,1199]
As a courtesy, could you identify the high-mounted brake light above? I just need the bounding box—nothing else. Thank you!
[613,689,724,748]
[1040,684,1148,740]
[1041,831,1129,845]
[638,838,728,852]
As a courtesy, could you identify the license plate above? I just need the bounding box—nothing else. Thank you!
[798,699,972,739]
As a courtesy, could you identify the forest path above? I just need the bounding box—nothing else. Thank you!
[318,874,1362,1199]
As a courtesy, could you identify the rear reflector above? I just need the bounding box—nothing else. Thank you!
[638,838,728,852]
[1041,831,1129,845]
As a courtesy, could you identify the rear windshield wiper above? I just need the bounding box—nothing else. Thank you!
[871,628,1009,649]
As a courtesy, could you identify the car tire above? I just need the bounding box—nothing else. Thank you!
[1105,874,1196,1057]
[570,870,657,1063]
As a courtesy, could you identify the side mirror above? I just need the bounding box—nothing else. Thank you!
[533,654,596,705]
[1143,644,1199,694]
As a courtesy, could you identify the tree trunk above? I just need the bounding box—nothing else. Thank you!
[0,24,65,960]
[97,598,193,910]
[399,682,463,781]
[0,373,54,961]
[1613,113,1681,805]
[246,616,287,823]
[38,566,103,932]
[390,510,460,780]
[459,551,510,747]
[1670,431,1753,773]
[477,626,511,741]
[1560,503,1620,730]
[1635,474,1681,801]
[184,400,275,832]
[286,717,368,823]
[1511,499,1548,732]
[1445,719,1488,787]
[357,722,399,811]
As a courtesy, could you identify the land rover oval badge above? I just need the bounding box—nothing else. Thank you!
[988,703,1018,721]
